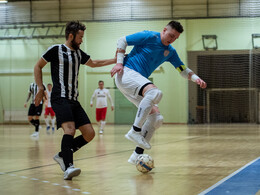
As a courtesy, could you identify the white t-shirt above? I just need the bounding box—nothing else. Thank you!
[90,88,113,109]
[46,89,52,108]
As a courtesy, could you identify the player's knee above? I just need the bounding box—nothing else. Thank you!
[82,127,95,142]
[144,88,163,104]
[63,126,76,136]
[154,114,163,129]
[88,129,95,141]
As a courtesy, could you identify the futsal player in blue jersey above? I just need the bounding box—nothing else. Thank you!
[110,21,207,164]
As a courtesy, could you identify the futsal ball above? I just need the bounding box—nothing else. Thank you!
[136,154,154,173]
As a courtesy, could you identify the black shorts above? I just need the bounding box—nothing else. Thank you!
[51,98,91,129]
[28,104,43,116]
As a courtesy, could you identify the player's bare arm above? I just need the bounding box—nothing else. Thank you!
[24,92,31,108]
[34,58,47,106]
[179,66,207,89]
[86,57,116,68]
[111,36,128,77]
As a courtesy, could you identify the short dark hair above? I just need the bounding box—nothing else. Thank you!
[99,80,104,84]
[167,21,184,33]
[65,21,86,40]
[47,83,52,86]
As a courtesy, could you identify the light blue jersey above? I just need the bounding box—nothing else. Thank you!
[124,30,184,78]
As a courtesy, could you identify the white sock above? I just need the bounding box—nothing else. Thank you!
[133,88,162,129]
[45,118,50,127]
[141,113,163,142]
[97,121,101,129]
[101,120,106,130]
[51,118,55,128]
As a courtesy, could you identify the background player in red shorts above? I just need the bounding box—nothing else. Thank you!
[90,80,114,134]
[44,83,56,133]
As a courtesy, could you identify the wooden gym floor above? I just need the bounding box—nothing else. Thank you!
[0,123,260,195]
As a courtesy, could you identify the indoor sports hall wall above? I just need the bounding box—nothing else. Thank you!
[0,17,259,124]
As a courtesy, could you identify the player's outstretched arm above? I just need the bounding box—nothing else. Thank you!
[90,91,96,107]
[34,58,47,106]
[179,66,207,89]
[86,57,116,68]
[111,36,127,77]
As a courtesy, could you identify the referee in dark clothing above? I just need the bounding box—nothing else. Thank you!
[34,21,116,180]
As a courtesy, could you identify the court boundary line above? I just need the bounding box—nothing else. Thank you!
[198,156,260,195]
[0,136,200,174]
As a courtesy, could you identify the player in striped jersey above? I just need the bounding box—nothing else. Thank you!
[34,21,116,180]
[110,21,207,165]
[24,82,45,137]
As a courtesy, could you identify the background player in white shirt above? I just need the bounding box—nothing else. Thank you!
[44,83,56,133]
[90,80,114,134]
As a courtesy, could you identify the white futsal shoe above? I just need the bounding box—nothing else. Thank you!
[128,151,140,165]
[125,128,151,150]
[31,131,39,137]
[64,165,81,180]
[53,153,66,172]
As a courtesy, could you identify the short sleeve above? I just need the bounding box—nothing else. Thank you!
[80,50,90,64]
[42,45,59,63]
[167,49,184,69]
[126,31,153,46]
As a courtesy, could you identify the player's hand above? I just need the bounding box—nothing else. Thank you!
[90,104,93,107]
[111,106,114,111]
[196,78,207,89]
[110,63,124,77]
[35,89,44,106]
[24,103,27,108]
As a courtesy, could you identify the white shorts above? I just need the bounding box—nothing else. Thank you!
[115,66,153,107]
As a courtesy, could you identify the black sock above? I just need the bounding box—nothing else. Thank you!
[34,119,40,132]
[58,135,88,157]
[135,147,144,154]
[133,126,141,132]
[30,119,35,126]
[72,135,88,153]
[61,134,74,170]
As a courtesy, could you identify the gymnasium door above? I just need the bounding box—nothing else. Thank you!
[114,89,137,124]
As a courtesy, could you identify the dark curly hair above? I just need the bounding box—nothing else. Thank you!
[65,21,86,40]
[167,21,184,33]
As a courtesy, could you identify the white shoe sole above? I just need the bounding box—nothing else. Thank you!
[53,156,65,172]
[125,134,151,150]
[64,169,81,180]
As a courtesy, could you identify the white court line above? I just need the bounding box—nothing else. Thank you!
[31,178,39,181]
[198,157,260,195]
[72,189,81,191]
[3,171,91,194]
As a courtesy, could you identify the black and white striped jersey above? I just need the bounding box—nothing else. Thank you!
[28,82,43,104]
[42,44,90,101]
